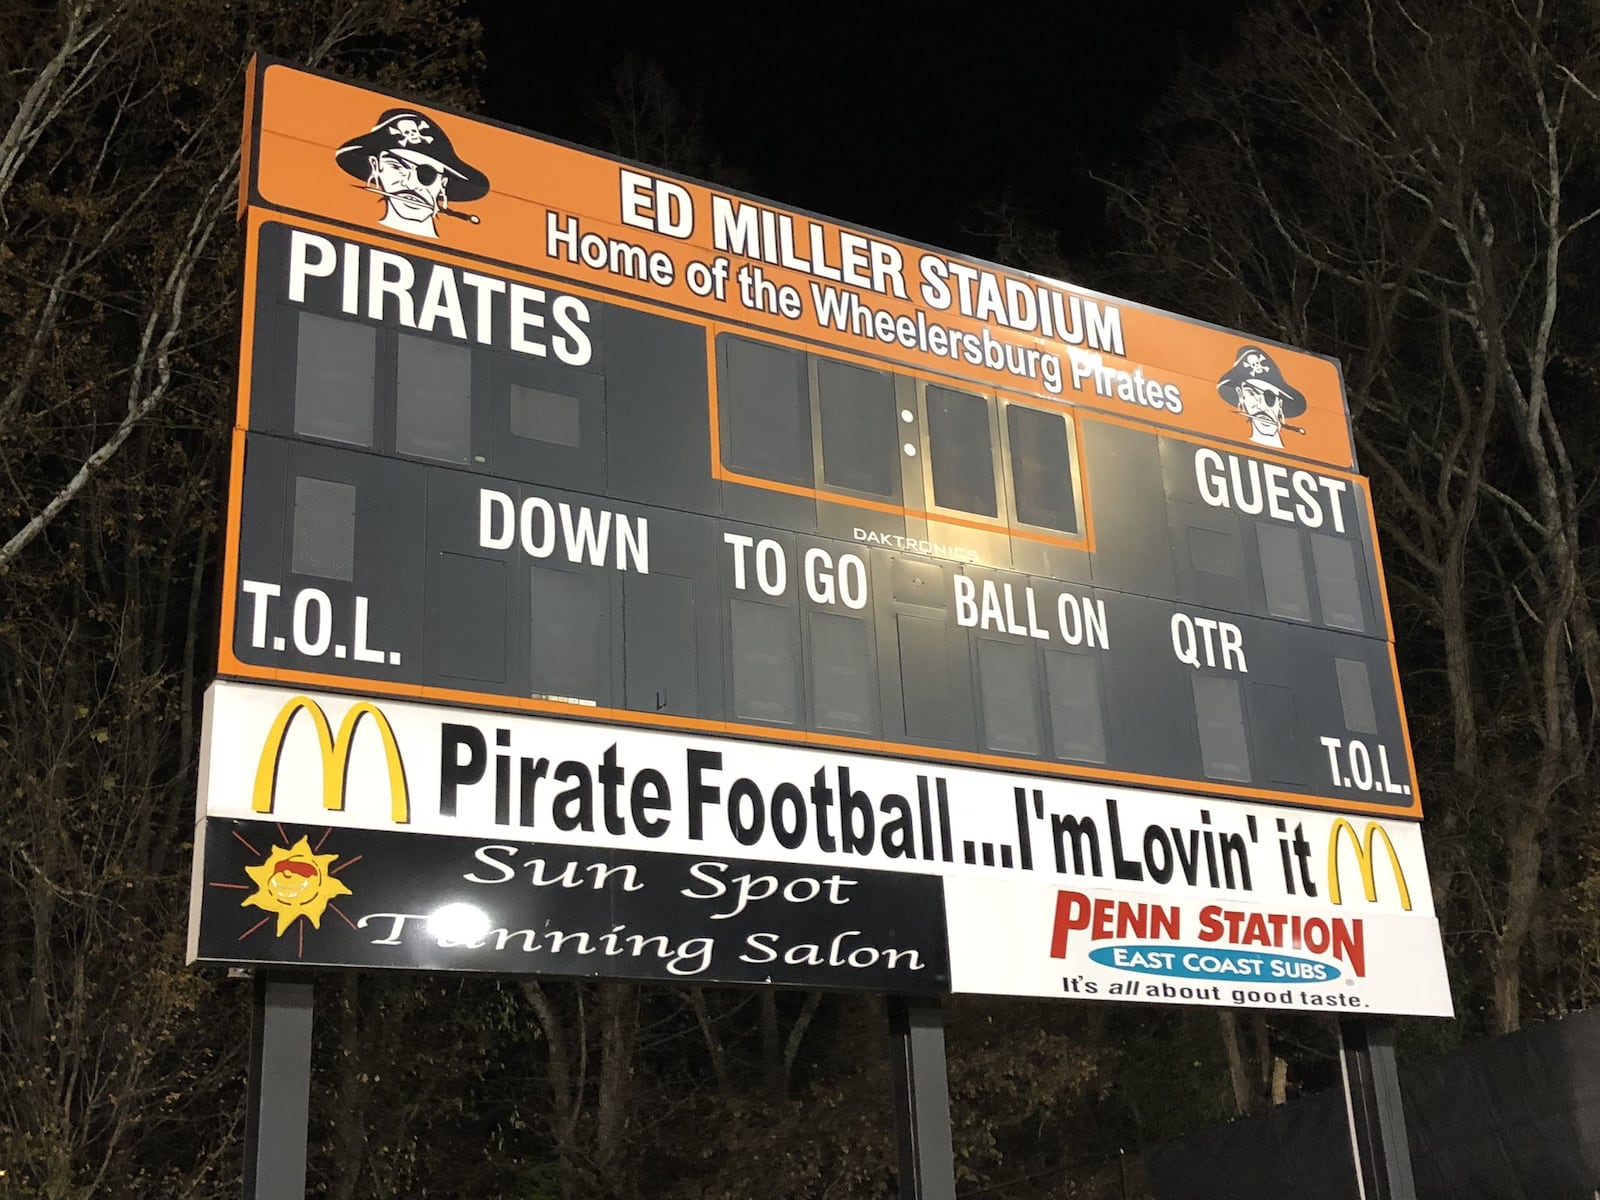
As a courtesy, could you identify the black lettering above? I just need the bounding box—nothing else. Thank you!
[1106,797,1144,882]
[630,768,670,837]
[1143,826,1174,884]
[809,768,838,853]
[439,723,486,817]
[879,793,915,858]
[493,728,511,824]
[1050,812,1102,876]
[770,781,808,849]
[728,777,765,845]
[839,767,874,855]
[517,757,549,827]
[686,749,723,840]
[552,761,594,832]
[599,743,626,836]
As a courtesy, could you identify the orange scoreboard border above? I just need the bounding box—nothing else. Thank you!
[241,57,1358,472]
[221,199,1422,820]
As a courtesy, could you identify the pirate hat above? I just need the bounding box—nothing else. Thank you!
[335,108,490,202]
[1216,345,1307,418]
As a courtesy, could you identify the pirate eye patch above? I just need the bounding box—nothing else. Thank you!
[377,154,441,188]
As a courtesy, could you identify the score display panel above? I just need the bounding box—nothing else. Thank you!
[224,211,1417,819]
[191,60,1451,1016]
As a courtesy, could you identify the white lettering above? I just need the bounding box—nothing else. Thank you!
[479,489,514,550]
[288,230,335,303]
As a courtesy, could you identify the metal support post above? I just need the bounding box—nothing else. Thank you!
[243,974,314,1200]
[888,995,956,1200]
[1338,1017,1417,1200]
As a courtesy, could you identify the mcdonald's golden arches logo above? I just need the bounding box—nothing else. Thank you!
[252,695,410,823]
[1327,818,1412,911]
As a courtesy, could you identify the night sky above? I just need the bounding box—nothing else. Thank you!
[475,2,1244,264]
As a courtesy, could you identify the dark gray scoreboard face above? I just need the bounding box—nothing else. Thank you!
[221,217,1418,817]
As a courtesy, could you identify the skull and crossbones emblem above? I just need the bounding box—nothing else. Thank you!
[387,118,433,146]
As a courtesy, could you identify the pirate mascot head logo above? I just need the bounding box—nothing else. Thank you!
[1216,346,1307,449]
[335,108,489,239]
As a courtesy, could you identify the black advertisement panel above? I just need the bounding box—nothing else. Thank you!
[193,817,949,993]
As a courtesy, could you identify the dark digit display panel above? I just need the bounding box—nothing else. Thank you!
[222,219,1417,814]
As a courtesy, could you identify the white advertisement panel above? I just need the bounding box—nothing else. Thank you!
[200,681,1430,913]
[945,876,1451,1016]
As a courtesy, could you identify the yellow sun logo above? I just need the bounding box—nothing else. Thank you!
[241,835,353,936]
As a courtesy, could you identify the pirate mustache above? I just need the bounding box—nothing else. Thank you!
[1236,409,1307,436]
[353,183,481,224]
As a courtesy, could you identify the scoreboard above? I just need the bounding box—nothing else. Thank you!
[225,223,1414,818]
[188,59,1449,1016]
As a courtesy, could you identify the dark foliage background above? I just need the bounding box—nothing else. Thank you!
[5,1,1600,1196]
